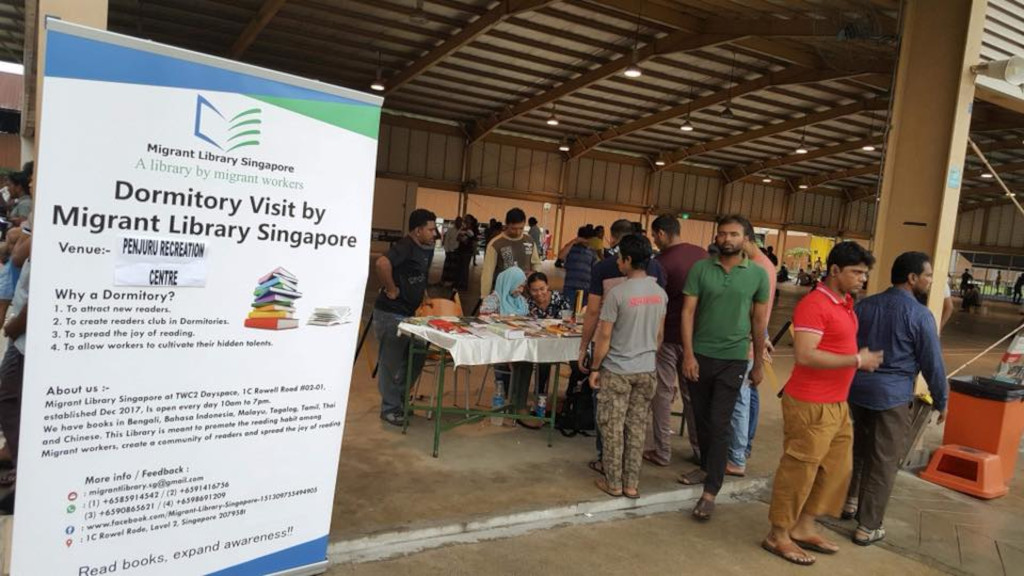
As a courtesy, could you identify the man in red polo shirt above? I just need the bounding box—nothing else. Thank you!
[762,242,883,566]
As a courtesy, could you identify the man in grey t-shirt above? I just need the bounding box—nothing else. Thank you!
[589,234,667,498]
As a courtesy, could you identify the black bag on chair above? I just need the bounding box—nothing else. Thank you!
[556,364,595,437]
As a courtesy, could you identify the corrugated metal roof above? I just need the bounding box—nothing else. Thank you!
[0,0,1018,206]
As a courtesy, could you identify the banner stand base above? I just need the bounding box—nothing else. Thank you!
[267,560,329,576]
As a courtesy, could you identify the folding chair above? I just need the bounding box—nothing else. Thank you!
[411,292,472,417]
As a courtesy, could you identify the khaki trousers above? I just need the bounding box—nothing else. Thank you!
[768,395,853,530]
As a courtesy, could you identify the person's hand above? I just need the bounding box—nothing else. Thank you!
[763,340,774,365]
[858,348,883,372]
[578,349,590,374]
[589,371,601,390]
[749,364,764,388]
[936,409,948,425]
[385,287,400,300]
[683,354,699,382]
[3,319,22,341]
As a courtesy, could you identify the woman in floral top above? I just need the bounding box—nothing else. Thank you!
[525,272,571,402]
[527,272,571,319]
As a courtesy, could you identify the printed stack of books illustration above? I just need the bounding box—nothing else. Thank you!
[245,267,301,330]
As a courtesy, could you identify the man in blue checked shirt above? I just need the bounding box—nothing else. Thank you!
[844,251,948,547]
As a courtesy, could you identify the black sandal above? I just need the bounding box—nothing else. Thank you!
[692,497,715,521]
[677,469,707,486]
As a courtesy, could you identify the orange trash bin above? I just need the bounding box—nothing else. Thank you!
[937,376,1024,487]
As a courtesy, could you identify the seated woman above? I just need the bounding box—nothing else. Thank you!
[525,272,570,401]
[480,267,542,428]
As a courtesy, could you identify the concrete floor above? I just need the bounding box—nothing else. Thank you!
[327,248,1021,574]
[325,501,945,576]
[821,464,1024,576]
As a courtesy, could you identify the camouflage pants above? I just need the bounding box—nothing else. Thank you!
[597,371,657,491]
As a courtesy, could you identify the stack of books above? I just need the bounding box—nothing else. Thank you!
[245,267,301,330]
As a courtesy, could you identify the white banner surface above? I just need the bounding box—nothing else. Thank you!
[13,20,380,576]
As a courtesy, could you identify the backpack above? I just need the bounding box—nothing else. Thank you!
[556,365,596,437]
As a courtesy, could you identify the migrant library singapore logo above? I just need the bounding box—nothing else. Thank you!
[141,94,303,191]
[193,94,263,153]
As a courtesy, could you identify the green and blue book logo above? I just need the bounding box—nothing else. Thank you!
[193,94,262,152]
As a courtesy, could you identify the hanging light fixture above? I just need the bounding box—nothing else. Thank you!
[623,7,643,78]
[558,136,571,152]
[862,112,877,151]
[654,158,666,166]
[370,50,386,92]
[680,85,695,131]
[981,172,994,179]
[798,183,809,189]
[795,124,808,154]
[721,51,737,120]
[624,53,643,78]
[762,175,773,183]
[546,104,559,126]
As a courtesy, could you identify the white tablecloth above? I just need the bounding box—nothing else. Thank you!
[398,322,580,367]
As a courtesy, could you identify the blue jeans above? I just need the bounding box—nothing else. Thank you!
[728,361,755,468]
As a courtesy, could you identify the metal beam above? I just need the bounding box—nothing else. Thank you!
[467,31,743,143]
[799,164,880,188]
[581,0,701,31]
[568,66,880,160]
[385,0,555,94]
[582,1,897,37]
[730,37,822,68]
[964,160,1024,179]
[725,137,883,182]
[847,186,879,202]
[228,0,289,59]
[975,138,1024,154]
[658,98,888,168]
[703,17,899,37]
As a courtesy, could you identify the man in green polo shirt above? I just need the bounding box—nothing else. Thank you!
[679,215,769,522]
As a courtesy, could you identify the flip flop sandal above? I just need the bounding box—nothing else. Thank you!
[642,452,669,467]
[623,489,640,500]
[588,460,604,475]
[761,540,816,566]
[594,478,622,498]
[792,538,839,555]
[852,527,886,546]
[677,469,707,486]
[725,466,746,477]
[691,498,714,521]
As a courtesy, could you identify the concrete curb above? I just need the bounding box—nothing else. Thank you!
[328,475,771,565]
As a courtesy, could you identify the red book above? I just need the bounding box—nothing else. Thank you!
[244,317,299,330]
[427,318,468,334]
